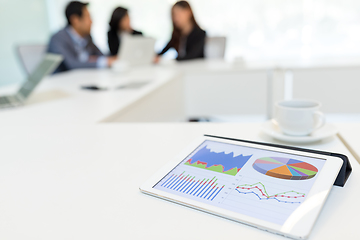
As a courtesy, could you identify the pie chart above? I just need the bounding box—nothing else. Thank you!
[253,157,318,180]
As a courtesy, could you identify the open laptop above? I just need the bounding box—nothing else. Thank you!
[117,35,156,66]
[0,54,63,108]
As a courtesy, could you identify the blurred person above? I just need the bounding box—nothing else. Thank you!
[48,1,117,73]
[155,1,206,62]
[108,7,143,56]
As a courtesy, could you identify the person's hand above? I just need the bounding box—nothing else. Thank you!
[107,56,118,67]
[153,55,161,64]
[88,55,98,63]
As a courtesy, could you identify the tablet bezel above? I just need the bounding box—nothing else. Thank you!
[140,136,343,239]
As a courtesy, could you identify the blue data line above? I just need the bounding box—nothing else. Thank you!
[167,177,179,189]
[235,189,301,204]
[176,177,187,191]
[196,182,210,197]
[170,177,183,190]
[200,184,213,198]
[204,186,215,199]
[180,179,192,192]
[183,181,195,193]
[186,181,198,194]
[190,182,202,195]
[166,175,179,189]
[211,187,223,201]
[193,181,208,196]
[162,175,175,187]
[207,187,218,200]
[173,177,186,190]
[162,173,224,202]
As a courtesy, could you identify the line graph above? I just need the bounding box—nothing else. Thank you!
[185,145,252,176]
[235,182,305,204]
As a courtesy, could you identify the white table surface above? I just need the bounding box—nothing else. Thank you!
[336,123,360,163]
[0,67,179,124]
[0,123,359,240]
[0,60,275,125]
[244,56,360,70]
[2,58,360,124]
[160,57,360,72]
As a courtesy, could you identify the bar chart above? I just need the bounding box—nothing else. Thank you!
[160,172,225,201]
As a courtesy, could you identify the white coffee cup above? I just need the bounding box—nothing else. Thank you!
[274,99,325,136]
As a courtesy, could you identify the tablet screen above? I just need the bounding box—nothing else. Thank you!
[153,140,326,225]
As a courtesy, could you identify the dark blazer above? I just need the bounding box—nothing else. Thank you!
[47,27,103,73]
[107,29,143,56]
[158,26,206,61]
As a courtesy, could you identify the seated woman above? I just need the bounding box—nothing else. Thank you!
[156,1,206,62]
[108,7,142,56]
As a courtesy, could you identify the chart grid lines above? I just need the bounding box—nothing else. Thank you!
[234,182,305,204]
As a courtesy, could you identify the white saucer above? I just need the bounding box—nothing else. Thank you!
[261,120,338,144]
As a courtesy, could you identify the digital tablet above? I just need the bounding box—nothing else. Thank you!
[140,136,343,239]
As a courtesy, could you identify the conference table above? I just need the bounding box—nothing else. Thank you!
[1,58,359,124]
[0,59,360,239]
[0,122,359,240]
[0,67,185,124]
[0,59,278,124]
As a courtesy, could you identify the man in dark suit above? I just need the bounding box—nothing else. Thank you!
[48,1,117,73]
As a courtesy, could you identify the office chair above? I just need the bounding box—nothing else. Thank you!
[17,44,48,75]
[204,37,226,59]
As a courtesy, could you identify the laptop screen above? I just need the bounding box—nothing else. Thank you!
[17,54,62,99]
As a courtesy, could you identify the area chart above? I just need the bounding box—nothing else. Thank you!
[185,145,252,176]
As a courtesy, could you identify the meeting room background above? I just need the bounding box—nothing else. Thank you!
[2,0,360,87]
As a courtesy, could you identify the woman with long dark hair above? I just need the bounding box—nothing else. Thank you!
[156,1,206,62]
[108,7,142,56]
